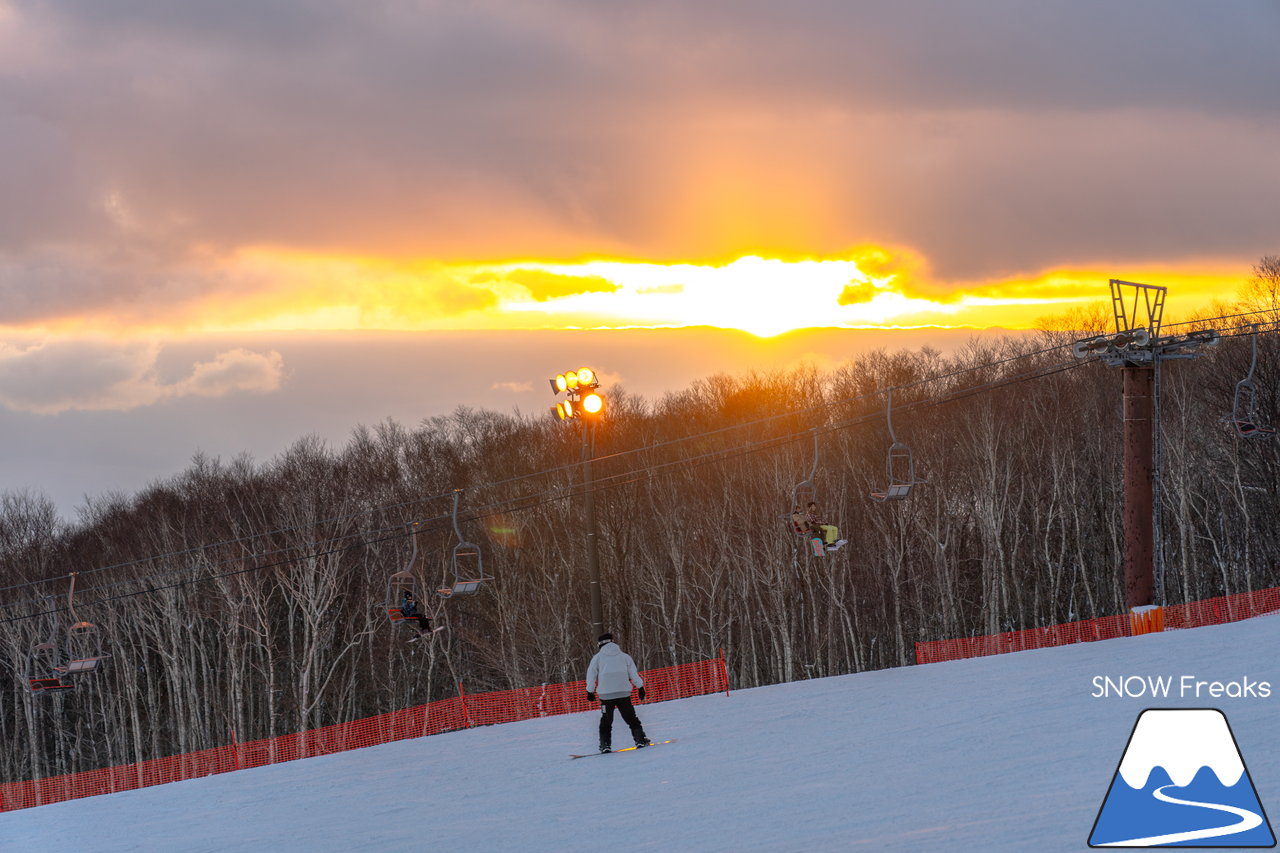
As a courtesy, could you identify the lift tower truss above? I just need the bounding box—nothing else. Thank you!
[1072,280,1217,611]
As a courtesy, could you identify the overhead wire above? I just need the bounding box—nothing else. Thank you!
[1,305,1273,623]
[0,352,1092,624]
[4,335,1080,602]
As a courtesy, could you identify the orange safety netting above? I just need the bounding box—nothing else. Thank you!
[915,585,1280,665]
[0,652,730,813]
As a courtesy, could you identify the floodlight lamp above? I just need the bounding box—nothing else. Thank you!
[581,392,604,415]
[554,374,568,393]
[565,373,580,390]
[576,367,595,386]
[561,400,575,419]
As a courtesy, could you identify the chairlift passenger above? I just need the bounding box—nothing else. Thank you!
[805,501,847,552]
[786,430,835,557]
[399,590,436,634]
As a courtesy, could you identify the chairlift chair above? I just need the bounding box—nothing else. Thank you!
[385,522,426,623]
[27,637,73,693]
[1226,325,1276,439]
[386,570,422,623]
[57,621,109,674]
[55,573,109,675]
[869,441,918,502]
[437,490,491,598]
[785,430,828,557]
[869,388,925,502]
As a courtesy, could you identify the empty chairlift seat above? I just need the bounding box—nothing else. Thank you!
[437,491,492,598]
[437,541,488,598]
[869,389,926,502]
[1226,324,1276,439]
[869,482,914,502]
[57,619,110,674]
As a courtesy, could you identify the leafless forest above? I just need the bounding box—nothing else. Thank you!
[1,276,1277,784]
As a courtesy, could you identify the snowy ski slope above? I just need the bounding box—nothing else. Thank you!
[3,613,1278,852]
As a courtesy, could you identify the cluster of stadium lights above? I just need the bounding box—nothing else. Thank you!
[549,367,604,419]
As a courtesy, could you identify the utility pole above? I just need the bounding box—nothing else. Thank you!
[1073,280,1217,618]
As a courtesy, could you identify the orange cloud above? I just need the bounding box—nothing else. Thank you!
[502,269,620,301]
[837,281,880,306]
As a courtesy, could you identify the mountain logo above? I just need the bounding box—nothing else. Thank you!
[1089,708,1275,848]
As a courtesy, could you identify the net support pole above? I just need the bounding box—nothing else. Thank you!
[458,682,472,728]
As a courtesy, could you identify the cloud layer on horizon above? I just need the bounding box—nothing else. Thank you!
[0,0,1276,331]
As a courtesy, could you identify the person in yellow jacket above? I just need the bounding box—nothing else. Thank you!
[806,501,847,551]
[585,633,651,753]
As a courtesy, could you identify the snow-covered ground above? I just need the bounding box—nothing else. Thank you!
[4,614,1278,852]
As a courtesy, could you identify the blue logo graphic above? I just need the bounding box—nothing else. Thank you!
[1090,708,1275,847]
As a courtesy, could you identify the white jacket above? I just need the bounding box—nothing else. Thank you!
[585,642,644,700]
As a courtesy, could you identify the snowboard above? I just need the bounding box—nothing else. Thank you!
[407,626,446,642]
[569,738,677,759]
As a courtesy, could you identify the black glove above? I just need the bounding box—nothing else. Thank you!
[637,686,646,701]
[586,691,595,702]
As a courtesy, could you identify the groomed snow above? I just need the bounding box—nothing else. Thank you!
[3,614,1278,852]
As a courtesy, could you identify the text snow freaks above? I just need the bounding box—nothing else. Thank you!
[1091,675,1271,699]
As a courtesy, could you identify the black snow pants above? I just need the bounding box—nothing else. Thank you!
[598,697,647,749]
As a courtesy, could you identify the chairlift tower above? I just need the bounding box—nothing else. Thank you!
[1072,280,1218,612]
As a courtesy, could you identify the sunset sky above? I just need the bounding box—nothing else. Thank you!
[1,0,1277,514]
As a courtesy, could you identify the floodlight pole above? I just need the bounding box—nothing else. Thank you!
[582,419,603,637]
[550,368,606,638]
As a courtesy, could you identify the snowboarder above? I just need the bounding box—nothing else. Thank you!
[399,590,434,635]
[805,501,847,551]
[585,632,650,753]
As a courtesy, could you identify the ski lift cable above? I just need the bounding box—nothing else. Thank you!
[587,337,1082,468]
[0,348,1170,624]
[9,303,1269,602]
[427,357,1093,526]
[0,513,458,622]
[1,326,1131,608]
[1162,306,1280,332]
[8,351,1090,612]
[3,305,1267,608]
[0,356,1092,625]
[0,338,1083,600]
[86,324,1277,590]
